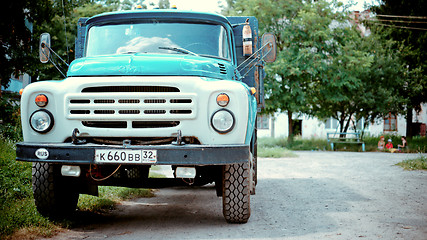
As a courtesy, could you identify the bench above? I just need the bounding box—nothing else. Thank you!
[327,132,365,151]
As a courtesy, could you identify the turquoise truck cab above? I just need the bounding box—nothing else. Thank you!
[16,9,276,223]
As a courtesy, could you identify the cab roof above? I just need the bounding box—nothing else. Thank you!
[86,9,231,27]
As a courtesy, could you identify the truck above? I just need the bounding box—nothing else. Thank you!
[16,8,276,223]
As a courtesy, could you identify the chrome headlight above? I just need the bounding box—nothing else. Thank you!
[30,110,54,133]
[211,109,235,133]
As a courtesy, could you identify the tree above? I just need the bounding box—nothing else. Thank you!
[231,0,362,141]
[309,26,407,134]
[230,0,309,142]
[1,0,148,88]
[0,0,53,95]
[38,0,147,80]
[227,0,409,140]
[371,0,427,137]
[158,0,170,9]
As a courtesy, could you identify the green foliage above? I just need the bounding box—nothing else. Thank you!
[157,0,170,9]
[1,0,53,89]
[364,135,427,153]
[227,0,413,139]
[0,93,23,141]
[259,137,328,151]
[258,147,297,158]
[2,0,149,84]
[396,154,427,170]
[371,0,427,111]
[260,135,426,153]
[0,137,156,238]
[0,137,54,238]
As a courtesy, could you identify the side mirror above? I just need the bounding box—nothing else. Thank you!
[261,33,277,63]
[39,33,51,63]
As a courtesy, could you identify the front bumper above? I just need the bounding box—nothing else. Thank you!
[16,142,249,165]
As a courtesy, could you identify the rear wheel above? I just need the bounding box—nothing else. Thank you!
[32,163,79,218]
[222,162,251,223]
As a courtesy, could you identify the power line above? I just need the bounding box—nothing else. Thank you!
[371,22,427,31]
[375,14,427,19]
[366,18,427,24]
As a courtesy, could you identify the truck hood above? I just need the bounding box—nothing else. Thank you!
[67,54,235,80]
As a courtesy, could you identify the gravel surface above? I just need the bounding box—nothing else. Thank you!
[46,151,426,240]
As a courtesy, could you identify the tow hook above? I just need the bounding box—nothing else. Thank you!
[71,128,87,145]
[123,139,131,148]
[172,130,185,145]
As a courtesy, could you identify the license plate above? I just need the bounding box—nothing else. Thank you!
[95,149,157,164]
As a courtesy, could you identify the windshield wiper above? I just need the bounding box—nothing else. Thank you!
[159,46,199,56]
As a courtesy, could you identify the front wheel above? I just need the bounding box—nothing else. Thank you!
[32,163,79,218]
[222,162,251,223]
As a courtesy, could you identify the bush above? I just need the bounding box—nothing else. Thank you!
[0,93,23,142]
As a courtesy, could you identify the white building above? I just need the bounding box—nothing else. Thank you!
[257,104,427,139]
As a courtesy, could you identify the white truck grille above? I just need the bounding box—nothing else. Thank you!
[65,85,196,129]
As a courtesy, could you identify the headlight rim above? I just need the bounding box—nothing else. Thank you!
[29,109,54,133]
[210,108,235,134]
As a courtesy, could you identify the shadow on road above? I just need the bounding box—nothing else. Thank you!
[58,177,368,240]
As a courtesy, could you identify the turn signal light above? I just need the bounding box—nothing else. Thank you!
[250,87,256,95]
[35,94,48,107]
[216,93,229,107]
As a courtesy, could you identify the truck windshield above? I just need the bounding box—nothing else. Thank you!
[86,22,231,61]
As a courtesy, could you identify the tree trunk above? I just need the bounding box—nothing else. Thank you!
[339,114,346,138]
[287,111,293,143]
[406,108,413,138]
[343,114,353,134]
[271,116,275,138]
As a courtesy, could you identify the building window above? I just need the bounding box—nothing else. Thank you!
[325,117,339,130]
[257,115,270,129]
[384,113,397,131]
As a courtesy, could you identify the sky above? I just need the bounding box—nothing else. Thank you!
[148,0,379,13]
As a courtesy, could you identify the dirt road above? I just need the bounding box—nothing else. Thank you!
[47,151,426,240]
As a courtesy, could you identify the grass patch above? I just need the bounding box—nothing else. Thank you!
[395,154,427,170]
[258,137,327,157]
[259,135,426,153]
[0,137,56,238]
[258,147,298,158]
[78,187,155,213]
[259,136,328,151]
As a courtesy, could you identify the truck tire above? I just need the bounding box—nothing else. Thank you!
[222,162,251,223]
[32,163,79,218]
